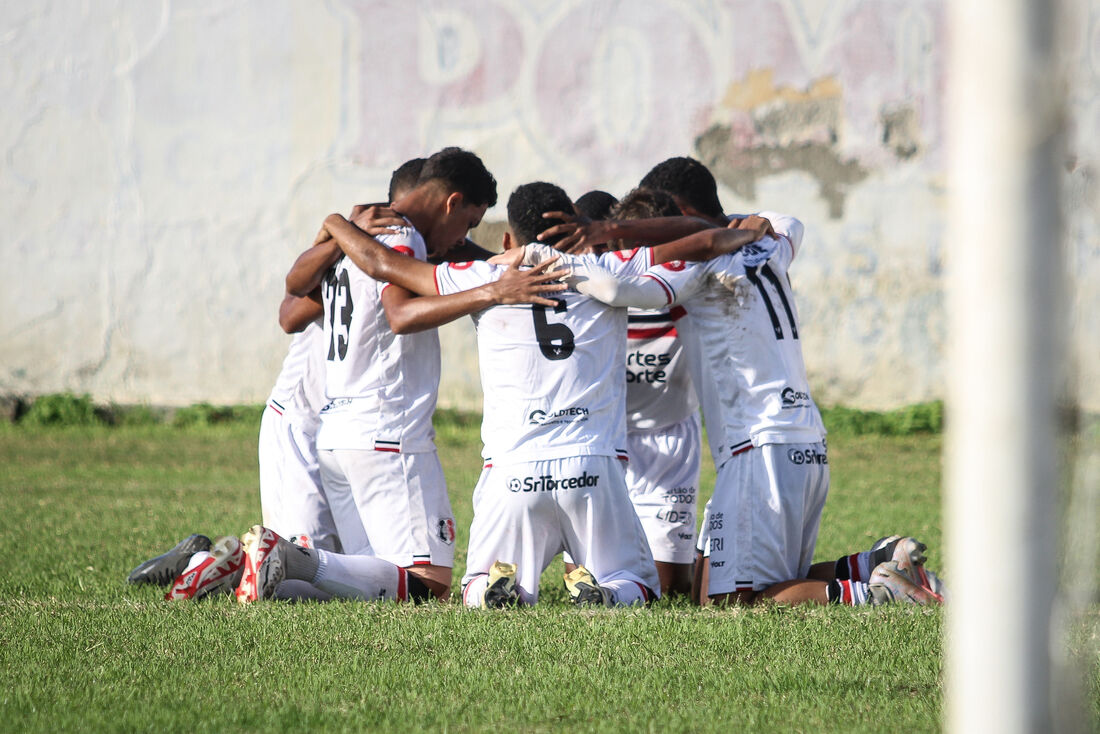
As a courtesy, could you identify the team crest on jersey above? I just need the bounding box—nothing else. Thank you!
[437,518,456,545]
[661,260,686,271]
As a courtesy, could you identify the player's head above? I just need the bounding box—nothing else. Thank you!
[413,147,498,255]
[612,187,681,220]
[573,190,618,221]
[388,158,425,203]
[639,156,725,221]
[505,181,574,248]
[607,187,681,250]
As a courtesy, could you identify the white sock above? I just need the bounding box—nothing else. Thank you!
[602,579,651,606]
[182,551,211,573]
[311,549,408,601]
[462,574,489,608]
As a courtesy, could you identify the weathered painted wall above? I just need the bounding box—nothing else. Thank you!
[2,1,1096,410]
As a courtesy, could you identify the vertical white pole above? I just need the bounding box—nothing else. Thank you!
[945,1,1062,733]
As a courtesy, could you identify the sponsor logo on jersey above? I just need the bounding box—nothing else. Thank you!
[438,518,456,545]
[787,447,828,465]
[707,512,724,531]
[506,472,600,493]
[677,532,694,541]
[780,386,812,408]
[626,350,672,385]
[710,537,724,552]
[526,407,590,425]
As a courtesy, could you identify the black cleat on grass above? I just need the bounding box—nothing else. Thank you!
[127,534,212,586]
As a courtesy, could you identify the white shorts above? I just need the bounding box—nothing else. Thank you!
[257,406,340,552]
[697,442,829,595]
[318,448,455,568]
[625,413,701,564]
[462,455,660,605]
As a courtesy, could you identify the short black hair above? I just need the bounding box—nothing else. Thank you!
[418,147,498,208]
[388,158,425,202]
[507,182,574,246]
[612,187,682,220]
[573,190,618,221]
[639,156,724,218]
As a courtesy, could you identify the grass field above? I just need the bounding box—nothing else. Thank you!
[0,415,1094,732]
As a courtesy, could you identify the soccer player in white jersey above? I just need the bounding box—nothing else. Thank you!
[609,188,703,597]
[636,156,946,605]
[530,206,944,607]
[232,148,570,604]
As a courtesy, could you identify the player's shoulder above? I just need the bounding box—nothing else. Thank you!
[378,222,426,259]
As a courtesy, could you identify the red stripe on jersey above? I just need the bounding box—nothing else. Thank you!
[731,444,754,456]
[374,447,400,453]
[267,404,284,416]
[627,325,677,340]
[412,559,432,565]
[668,305,687,320]
[643,274,674,304]
[392,245,415,257]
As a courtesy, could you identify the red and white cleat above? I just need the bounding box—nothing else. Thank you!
[165,536,245,601]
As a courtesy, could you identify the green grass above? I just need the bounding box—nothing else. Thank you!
[0,418,1092,732]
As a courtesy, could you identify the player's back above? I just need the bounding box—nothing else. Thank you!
[684,228,825,460]
[316,226,441,453]
[436,247,651,464]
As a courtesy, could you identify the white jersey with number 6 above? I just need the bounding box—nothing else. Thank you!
[434,248,652,465]
[316,226,441,453]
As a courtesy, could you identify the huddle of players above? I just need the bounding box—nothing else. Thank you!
[128,149,945,608]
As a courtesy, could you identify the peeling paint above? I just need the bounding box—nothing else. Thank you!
[698,69,868,218]
[697,125,867,219]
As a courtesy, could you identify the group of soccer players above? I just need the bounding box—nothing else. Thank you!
[128,148,946,609]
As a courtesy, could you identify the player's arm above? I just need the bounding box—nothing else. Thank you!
[537,213,716,254]
[648,216,772,265]
[378,260,568,334]
[278,290,324,333]
[285,206,405,296]
[323,214,567,334]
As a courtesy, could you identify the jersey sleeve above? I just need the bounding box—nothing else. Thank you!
[638,260,706,305]
[434,259,502,296]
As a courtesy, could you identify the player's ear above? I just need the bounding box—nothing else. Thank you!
[502,231,514,250]
[444,191,464,215]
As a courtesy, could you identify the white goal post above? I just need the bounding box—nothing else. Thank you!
[945,0,1064,731]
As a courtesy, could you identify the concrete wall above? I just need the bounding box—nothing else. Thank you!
[2,1,1097,410]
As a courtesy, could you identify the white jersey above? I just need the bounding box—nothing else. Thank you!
[434,247,651,464]
[266,320,325,435]
[625,301,698,431]
[315,225,440,453]
[641,214,825,463]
